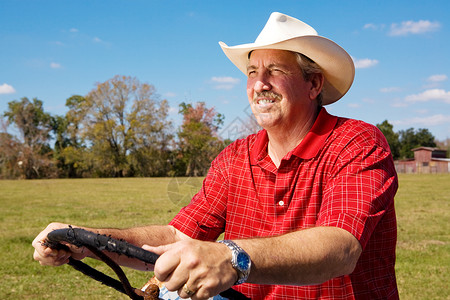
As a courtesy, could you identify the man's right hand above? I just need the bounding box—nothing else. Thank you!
[32,222,89,266]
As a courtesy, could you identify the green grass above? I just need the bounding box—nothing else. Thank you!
[0,175,448,299]
[394,174,449,299]
[0,177,202,299]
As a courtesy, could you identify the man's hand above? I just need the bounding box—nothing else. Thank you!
[143,240,238,300]
[32,222,88,266]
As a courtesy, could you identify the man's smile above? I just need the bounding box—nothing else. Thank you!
[257,99,275,104]
[253,91,282,107]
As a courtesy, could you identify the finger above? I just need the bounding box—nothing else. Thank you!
[33,248,70,266]
[142,243,174,256]
[32,223,81,266]
[178,282,197,299]
[32,222,69,258]
[153,249,181,282]
[71,247,88,260]
[32,238,54,261]
[61,242,88,256]
[32,235,50,256]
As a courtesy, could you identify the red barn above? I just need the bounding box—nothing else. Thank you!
[395,147,450,173]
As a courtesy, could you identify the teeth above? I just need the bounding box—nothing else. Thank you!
[258,99,274,104]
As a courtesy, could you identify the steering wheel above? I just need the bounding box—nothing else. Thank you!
[45,227,249,300]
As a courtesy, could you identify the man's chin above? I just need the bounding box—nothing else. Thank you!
[255,114,280,129]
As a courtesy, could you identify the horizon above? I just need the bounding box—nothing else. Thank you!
[1,0,449,141]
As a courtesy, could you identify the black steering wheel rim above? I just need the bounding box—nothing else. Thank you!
[47,227,160,264]
[46,227,156,299]
[45,227,250,300]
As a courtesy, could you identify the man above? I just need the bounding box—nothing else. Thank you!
[33,12,398,299]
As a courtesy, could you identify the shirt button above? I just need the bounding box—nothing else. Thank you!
[278,200,284,206]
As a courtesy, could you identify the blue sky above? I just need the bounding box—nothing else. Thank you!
[1,0,449,141]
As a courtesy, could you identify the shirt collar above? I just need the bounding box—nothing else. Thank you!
[251,108,338,163]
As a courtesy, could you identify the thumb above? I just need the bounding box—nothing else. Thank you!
[142,243,175,256]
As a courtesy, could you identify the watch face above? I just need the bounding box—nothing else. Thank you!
[236,252,250,270]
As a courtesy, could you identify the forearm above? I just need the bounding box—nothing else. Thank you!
[87,225,182,247]
[41,223,186,271]
[83,224,187,270]
[237,226,362,285]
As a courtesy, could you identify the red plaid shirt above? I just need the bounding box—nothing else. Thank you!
[170,108,398,299]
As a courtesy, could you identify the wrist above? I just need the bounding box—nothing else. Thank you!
[218,240,251,285]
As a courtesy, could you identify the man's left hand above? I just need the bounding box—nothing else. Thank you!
[143,239,237,300]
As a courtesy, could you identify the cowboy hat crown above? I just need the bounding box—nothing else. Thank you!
[219,12,355,105]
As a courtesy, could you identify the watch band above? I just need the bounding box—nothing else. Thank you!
[218,240,251,285]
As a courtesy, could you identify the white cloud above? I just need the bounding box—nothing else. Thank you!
[211,77,240,84]
[405,89,450,104]
[415,109,429,114]
[363,23,377,30]
[69,28,79,33]
[353,58,379,69]
[89,36,111,47]
[50,62,61,69]
[210,76,240,90]
[427,74,447,82]
[380,87,402,93]
[0,83,16,94]
[164,92,177,98]
[362,98,375,104]
[363,23,385,31]
[91,36,111,47]
[392,114,450,127]
[389,20,441,36]
[391,101,408,108]
[168,106,178,114]
[214,85,235,90]
[348,103,361,108]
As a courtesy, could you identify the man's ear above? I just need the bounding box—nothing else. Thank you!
[309,73,324,100]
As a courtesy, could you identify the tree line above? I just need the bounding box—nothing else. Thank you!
[0,76,230,179]
[1,75,448,179]
[376,120,449,160]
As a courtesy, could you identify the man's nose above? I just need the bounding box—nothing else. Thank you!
[254,75,272,92]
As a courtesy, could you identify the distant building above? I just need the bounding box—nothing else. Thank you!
[395,147,450,173]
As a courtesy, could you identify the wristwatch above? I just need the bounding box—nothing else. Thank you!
[218,240,251,285]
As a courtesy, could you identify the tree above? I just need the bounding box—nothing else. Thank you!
[435,138,450,158]
[415,128,436,146]
[2,97,56,178]
[64,95,88,148]
[80,75,172,177]
[399,128,436,158]
[126,89,173,176]
[376,120,400,160]
[176,102,225,176]
[0,129,22,179]
[51,95,93,178]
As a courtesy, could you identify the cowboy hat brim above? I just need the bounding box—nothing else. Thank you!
[219,33,355,105]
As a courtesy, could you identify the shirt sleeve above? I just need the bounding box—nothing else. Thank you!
[317,127,398,250]
[169,148,231,241]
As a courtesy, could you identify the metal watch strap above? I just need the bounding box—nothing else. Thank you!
[218,240,251,285]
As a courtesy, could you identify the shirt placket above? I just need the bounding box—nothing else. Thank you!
[274,163,293,216]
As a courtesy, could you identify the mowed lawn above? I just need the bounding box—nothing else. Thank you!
[0,174,448,299]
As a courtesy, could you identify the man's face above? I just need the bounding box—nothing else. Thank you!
[246,49,317,131]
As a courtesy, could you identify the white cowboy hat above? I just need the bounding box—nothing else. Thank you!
[219,12,355,105]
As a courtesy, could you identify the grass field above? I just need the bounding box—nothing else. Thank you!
[0,175,448,299]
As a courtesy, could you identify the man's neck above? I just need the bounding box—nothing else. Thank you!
[267,133,303,168]
[267,109,319,168]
